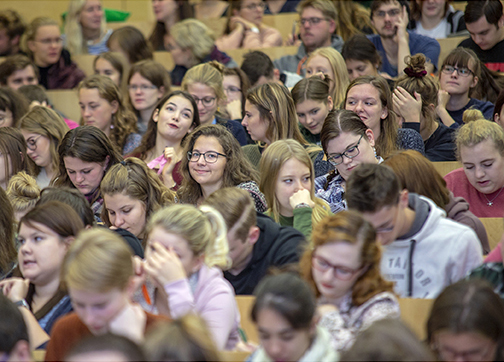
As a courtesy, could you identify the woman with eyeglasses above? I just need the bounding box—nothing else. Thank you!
[222,67,250,121]
[216,0,282,50]
[300,210,399,352]
[21,17,85,90]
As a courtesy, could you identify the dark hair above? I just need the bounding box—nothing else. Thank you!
[0,87,29,128]
[464,0,503,26]
[38,187,95,227]
[66,333,145,362]
[341,34,382,69]
[291,75,331,106]
[370,0,409,19]
[495,88,504,119]
[0,127,35,186]
[0,294,28,354]
[0,9,25,42]
[107,26,154,64]
[241,51,275,86]
[0,54,38,85]
[148,1,194,50]
[0,187,16,275]
[17,84,48,104]
[223,67,250,117]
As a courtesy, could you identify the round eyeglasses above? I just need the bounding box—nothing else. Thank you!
[187,151,227,163]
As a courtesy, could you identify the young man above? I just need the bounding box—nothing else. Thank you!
[204,188,305,295]
[346,163,483,299]
[458,0,504,72]
[0,294,32,362]
[368,0,440,77]
[273,0,343,76]
[0,54,39,91]
[0,10,25,57]
[241,51,302,88]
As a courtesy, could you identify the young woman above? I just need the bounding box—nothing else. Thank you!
[127,60,171,136]
[305,47,349,109]
[0,127,34,189]
[6,171,40,224]
[408,0,465,39]
[137,204,240,350]
[93,51,128,89]
[194,0,229,19]
[249,272,339,362]
[445,119,504,218]
[19,106,69,188]
[0,187,16,280]
[100,157,175,243]
[427,280,504,361]
[437,48,495,128]
[341,34,387,83]
[181,62,247,146]
[78,75,141,155]
[107,26,154,66]
[149,0,194,51]
[0,87,30,128]
[259,139,331,237]
[177,124,266,212]
[0,201,84,336]
[314,110,382,214]
[223,67,250,121]
[22,17,85,89]
[345,75,425,159]
[54,125,123,221]
[216,0,282,50]
[300,210,400,351]
[44,228,169,361]
[64,0,112,55]
[291,75,334,145]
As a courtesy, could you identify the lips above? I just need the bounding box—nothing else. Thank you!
[22,260,36,268]
[478,180,490,187]
[168,123,179,129]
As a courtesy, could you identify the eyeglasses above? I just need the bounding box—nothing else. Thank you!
[224,86,242,94]
[187,151,226,163]
[312,255,363,281]
[26,135,42,151]
[128,84,158,91]
[374,9,401,18]
[441,65,474,77]
[243,2,265,11]
[435,341,495,362]
[34,37,63,45]
[191,96,216,107]
[298,17,329,27]
[327,135,363,166]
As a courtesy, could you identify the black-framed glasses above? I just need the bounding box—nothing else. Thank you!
[26,135,42,151]
[312,255,363,281]
[298,17,329,26]
[187,151,226,163]
[191,96,216,107]
[441,65,474,77]
[327,134,363,166]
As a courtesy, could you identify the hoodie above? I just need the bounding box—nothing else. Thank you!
[382,194,483,299]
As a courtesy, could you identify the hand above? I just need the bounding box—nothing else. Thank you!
[108,302,146,344]
[0,277,30,302]
[393,86,422,123]
[285,33,301,46]
[144,242,187,287]
[437,89,450,110]
[229,16,246,32]
[393,5,409,42]
[161,147,178,188]
[130,256,147,293]
[231,16,256,31]
[226,99,242,120]
[289,189,315,210]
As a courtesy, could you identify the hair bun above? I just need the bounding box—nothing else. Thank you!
[404,54,427,78]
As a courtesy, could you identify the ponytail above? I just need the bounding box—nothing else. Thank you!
[199,205,231,269]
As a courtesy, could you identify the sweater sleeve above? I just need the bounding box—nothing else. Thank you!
[242,25,283,48]
[448,228,483,284]
[293,207,313,239]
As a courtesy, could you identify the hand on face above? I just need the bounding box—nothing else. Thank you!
[289,188,315,209]
[437,89,451,110]
[392,86,422,123]
[144,241,187,287]
[108,301,146,344]
[0,277,30,302]
[393,5,409,42]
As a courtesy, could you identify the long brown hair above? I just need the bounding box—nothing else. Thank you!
[0,127,35,185]
[0,187,16,274]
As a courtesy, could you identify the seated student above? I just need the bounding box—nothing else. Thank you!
[0,294,32,362]
[0,127,35,190]
[45,228,169,361]
[148,0,193,51]
[194,0,229,19]
[107,26,153,66]
[6,172,40,224]
[427,280,504,361]
[259,139,331,237]
[222,67,250,121]
[494,88,504,128]
[437,48,495,128]
[0,87,30,128]
[0,54,38,90]
[346,163,483,299]
[66,333,146,362]
[468,235,504,298]
[300,210,400,351]
[0,187,17,281]
[332,0,374,41]
[408,0,466,39]
[265,0,300,14]
[445,119,504,218]
[93,52,128,89]
[248,272,339,362]
[0,9,25,57]
[203,187,304,295]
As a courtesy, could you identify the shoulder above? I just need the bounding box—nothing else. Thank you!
[445,167,466,182]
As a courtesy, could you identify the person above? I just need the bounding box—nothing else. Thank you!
[44,228,170,361]
[471,59,504,105]
[107,26,154,66]
[127,60,171,136]
[341,35,386,83]
[437,47,495,128]
[137,204,240,350]
[193,0,229,20]
[0,127,34,190]
[203,187,304,295]
[332,0,374,42]
[216,0,282,50]
[346,163,483,298]
[66,333,146,362]
[0,187,16,280]
[0,294,31,362]
[427,279,504,361]
[457,0,504,72]
[314,110,383,214]
[385,150,490,253]
[445,119,504,218]
[168,19,238,86]
[0,201,84,337]
[248,272,339,362]
[19,106,69,188]
[300,210,400,351]
[64,0,112,55]
[181,62,248,146]
[0,54,38,90]
[259,139,331,237]
[367,0,440,77]
[222,67,250,121]
[0,9,25,56]
[0,87,30,128]
[78,75,141,155]
[21,17,85,89]
[305,47,349,109]
[53,126,123,221]
[177,124,266,212]
[265,0,300,14]
[149,0,194,51]
[393,54,456,161]
[93,51,128,89]
[345,75,425,158]
[100,157,175,243]
[273,0,343,77]
[6,171,40,224]
[408,0,466,39]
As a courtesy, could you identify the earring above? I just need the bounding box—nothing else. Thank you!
[373,147,377,159]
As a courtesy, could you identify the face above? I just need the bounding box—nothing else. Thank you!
[128,73,164,112]
[223,75,242,104]
[0,108,13,128]
[20,131,51,168]
[439,62,478,96]
[79,88,118,133]
[154,95,195,142]
[189,136,227,190]
[460,138,504,195]
[296,98,332,135]
[466,15,504,51]
[5,65,38,90]
[0,28,13,56]
[187,83,218,125]
[434,331,497,362]
[0,153,12,189]
[70,287,129,335]
[371,1,402,38]
[94,58,121,86]
[243,100,270,143]
[345,83,388,137]
[345,59,378,82]
[80,0,103,31]
[327,131,376,181]
[28,25,62,67]
[227,226,255,271]
[18,221,68,286]
[104,193,147,238]
[299,7,335,50]
[306,55,335,95]
[165,35,192,67]
[152,0,178,22]
[275,158,311,217]
[420,0,446,19]
[64,156,108,195]
[238,0,264,26]
[256,308,312,362]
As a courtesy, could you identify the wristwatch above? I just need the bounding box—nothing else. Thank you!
[15,299,30,310]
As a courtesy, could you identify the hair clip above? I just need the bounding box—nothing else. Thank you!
[404,67,427,78]
[120,160,127,166]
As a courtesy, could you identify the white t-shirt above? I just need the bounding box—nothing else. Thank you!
[414,17,450,39]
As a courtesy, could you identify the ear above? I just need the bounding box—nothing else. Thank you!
[328,19,336,34]
[499,14,504,28]
[104,155,110,169]
[365,129,375,147]
[27,40,36,53]
[63,236,75,250]
[152,108,160,123]
[9,340,31,362]
[273,68,281,81]
[327,96,333,110]
[399,189,409,209]
[110,100,119,115]
[470,75,478,89]
[381,106,388,120]
[10,34,20,47]
[495,113,502,126]
[247,226,260,246]
[232,8,240,16]
[157,86,165,99]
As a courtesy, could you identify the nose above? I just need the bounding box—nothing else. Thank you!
[75,172,85,183]
[113,214,124,227]
[475,166,485,179]
[135,87,143,95]
[354,100,363,113]
[197,102,206,113]
[342,155,353,165]
[306,115,314,126]
[268,341,282,359]
[173,110,181,122]
[83,106,91,117]
[82,309,98,328]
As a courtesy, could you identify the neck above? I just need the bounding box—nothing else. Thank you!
[399,207,416,238]
[44,164,55,180]
[306,37,332,54]
[201,181,222,200]
[380,37,398,63]
[420,14,443,30]
[33,276,60,303]
[0,181,6,190]
[445,92,470,111]
[163,12,179,32]
[139,107,155,125]
[34,55,51,68]
[152,133,183,160]
[82,27,101,42]
[266,0,285,14]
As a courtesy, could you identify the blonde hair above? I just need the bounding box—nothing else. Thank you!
[21,17,59,58]
[455,119,504,161]
[259,139,331,225]
[64,0,107,55]
[146,204,231,270]
[181,62,225,102]
[6,171,40,218]
[332,0,372,42]
[307,47,349,107]
[463,109,486,124]
[170,19,215,61]
[63,227,133,292]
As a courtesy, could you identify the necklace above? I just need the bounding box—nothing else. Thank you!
[484,187,504,206]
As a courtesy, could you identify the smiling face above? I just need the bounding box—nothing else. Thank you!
[433,331,498,362]
[128,73,164,112]
[187,82,218,125]
[466,15,504,51]
[153,95,195,142]
[275,157,311,217]
[94,58,121,87]
[80,0,103,31]
[345,59,379,82]
[103,192,147,238]
[242,100,269,143]
[79,88,118,133]
[237,0,264,26]
[6,65,38,90]
[21,131,52,168]
[296,98,332,135]
[189,135,227,192]
[28,25,62,68]
[64,156,108,195]
[345,84,388,138]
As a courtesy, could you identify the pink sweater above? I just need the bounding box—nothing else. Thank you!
[216,24,282,50]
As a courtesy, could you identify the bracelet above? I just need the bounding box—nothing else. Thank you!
[15,299,30,310]
[249,26,259,34]
[295,202,311,209]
